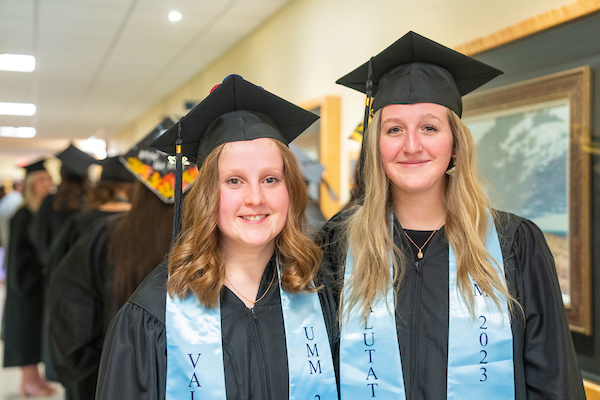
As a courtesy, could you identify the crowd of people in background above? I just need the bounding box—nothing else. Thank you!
[0,142,178,399]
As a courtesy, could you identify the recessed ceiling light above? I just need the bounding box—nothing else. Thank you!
[78,136,107,159]
[0,126,36,138]
[0,102,36,116]
[169,11,182,22]
[0,54,35,72]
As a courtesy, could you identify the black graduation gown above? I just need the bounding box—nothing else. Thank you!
[318,209,586,400]
[26,193,79,381]
[96,257,339,400]
[46,209,120,276]
[47,215,123,400]
[2,207,45,367]
[41,209,122,390]
[30,193,77,264]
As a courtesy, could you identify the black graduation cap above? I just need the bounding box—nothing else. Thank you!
[99,156,136,183]
[55,144,97,177]
[120,117,198,204]
[150,74,319,166]
[150,74,319,243]
[336,31,503,117]
[23,159,47,174]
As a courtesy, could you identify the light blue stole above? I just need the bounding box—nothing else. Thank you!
[340,215,515,399]
[165,259,338,400]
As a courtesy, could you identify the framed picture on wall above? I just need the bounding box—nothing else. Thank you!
[462,66,592,335]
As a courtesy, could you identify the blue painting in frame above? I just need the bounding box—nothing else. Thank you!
[462,66,592,334]
[464,99,570,304]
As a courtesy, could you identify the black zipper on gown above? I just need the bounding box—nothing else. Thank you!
[249,293,271,399]
[409,256,422,398]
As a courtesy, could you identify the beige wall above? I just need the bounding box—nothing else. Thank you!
[109,0,573,204]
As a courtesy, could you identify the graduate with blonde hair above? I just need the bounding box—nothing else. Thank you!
[320,31,585,400]
[2,160,56,397]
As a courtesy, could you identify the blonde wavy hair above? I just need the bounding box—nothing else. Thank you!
[343,107,516,321]
[23,170,53,212]
[167,139,322,307]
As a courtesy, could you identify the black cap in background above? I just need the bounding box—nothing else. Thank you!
[55,144,97,177]
[22,159,47,175]
[336,31,502,117]
[99,156,136,183]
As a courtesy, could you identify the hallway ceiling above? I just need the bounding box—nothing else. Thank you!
[0,0,292,179]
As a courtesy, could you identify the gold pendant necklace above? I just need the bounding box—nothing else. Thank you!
[225,268,276,308]
[404,229,437,259]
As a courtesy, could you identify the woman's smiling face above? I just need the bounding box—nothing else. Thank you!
[217,137,289,253]
[379,102,454,199]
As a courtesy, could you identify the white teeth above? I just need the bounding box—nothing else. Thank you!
[242,215,266,221]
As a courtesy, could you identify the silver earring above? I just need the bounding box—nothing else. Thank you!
[446,155,456,176]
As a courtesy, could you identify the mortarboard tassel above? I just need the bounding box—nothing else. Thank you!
[172,119,184,246]
[357,58,373,205]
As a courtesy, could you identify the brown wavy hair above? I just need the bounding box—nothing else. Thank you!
[85,181,134,210]
[53,166,89,212]
[167,139,322,307]
[110,181,174,306]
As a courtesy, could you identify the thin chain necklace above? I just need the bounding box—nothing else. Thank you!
[404,229,438,259]
[225,268,276,308]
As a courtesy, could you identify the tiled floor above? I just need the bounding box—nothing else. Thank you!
[0,283,65,400]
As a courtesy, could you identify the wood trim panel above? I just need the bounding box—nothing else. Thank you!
[455,0,600,56]
[318,96,342,219]
[585,379,600,400]
[299,96,342,219]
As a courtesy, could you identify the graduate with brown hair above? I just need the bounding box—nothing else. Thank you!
[96,75,338,400]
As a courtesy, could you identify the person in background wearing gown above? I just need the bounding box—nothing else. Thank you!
[0,180,24,282]
[30,144,96,264]
[96,75,339,400]
[29,144,97,383]
[2,160,56,397]
[45,156,135,277]
[320,31,586,399]
[40,156,134,400]
[47,178,174,400]
[0,185,4,280]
